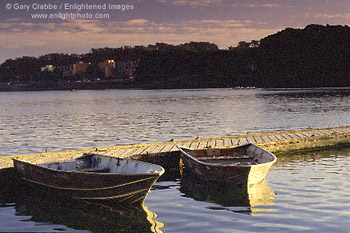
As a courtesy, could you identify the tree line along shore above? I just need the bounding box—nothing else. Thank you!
[0,24,349,91]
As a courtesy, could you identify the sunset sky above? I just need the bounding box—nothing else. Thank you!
[1,0,349,64]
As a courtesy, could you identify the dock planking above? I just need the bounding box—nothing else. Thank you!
[0,126,350,170]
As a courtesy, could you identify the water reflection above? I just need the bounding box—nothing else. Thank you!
[274,147,350,165]
[1,88,350,157]
[0,183,165,233]
[179,172,275,215]
[258,90,350,114]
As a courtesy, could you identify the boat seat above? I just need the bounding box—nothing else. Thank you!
[195,156,252,160]
[72,168,110,173]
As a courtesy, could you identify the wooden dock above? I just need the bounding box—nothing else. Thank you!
[0,126,349,172]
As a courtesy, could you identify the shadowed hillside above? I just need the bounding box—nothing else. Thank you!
[0,24,349,91]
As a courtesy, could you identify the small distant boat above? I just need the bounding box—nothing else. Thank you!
[13,153,165,204]
[176,143,277,185]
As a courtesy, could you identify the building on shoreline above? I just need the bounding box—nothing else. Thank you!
[98,60,137,78]
[98,60,116,78]
[40,65,55,72]
[72,61,88,75]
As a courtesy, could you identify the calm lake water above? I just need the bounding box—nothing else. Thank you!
[0,88,349,157]
[1,88,350,232]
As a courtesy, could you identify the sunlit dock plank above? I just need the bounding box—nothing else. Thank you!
[159,143,176,153]
[238,137,248,144]
[279,133,294,140]
[252,136,264,144]
[245,136,256,144]
[180,141,193,148]
[1,126,350,171]
[139,145,160,155]
[189,140,201,149]
[197,141,208,149]
[222,138,234,147]
[271,134,285,141]
[206,140,216,148]
[231,138,240,145]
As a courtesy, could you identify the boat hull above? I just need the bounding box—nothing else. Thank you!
[13,155,164,204]
[178,143,277,185]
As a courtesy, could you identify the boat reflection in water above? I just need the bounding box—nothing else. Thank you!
[1,183,165,233]
[179,171,276,215]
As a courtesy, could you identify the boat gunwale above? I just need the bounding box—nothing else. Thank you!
[12,156,165,177]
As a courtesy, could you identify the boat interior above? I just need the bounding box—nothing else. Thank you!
[197,157,258,165]
[39,154,164,175]
[181,143,275,165]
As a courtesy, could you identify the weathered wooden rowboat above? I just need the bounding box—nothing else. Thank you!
[176,143,277,185]
[13,153,165,204]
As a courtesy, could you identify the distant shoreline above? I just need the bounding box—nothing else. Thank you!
[0,79,136,92]
[2,25,350,90]
[1,81,349,92]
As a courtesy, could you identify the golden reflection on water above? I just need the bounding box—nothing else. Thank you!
[248,179,277,216]
[142,203,166,233]
[0,181,166,233]
[248,179,275,206]
[179,173,276,215]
